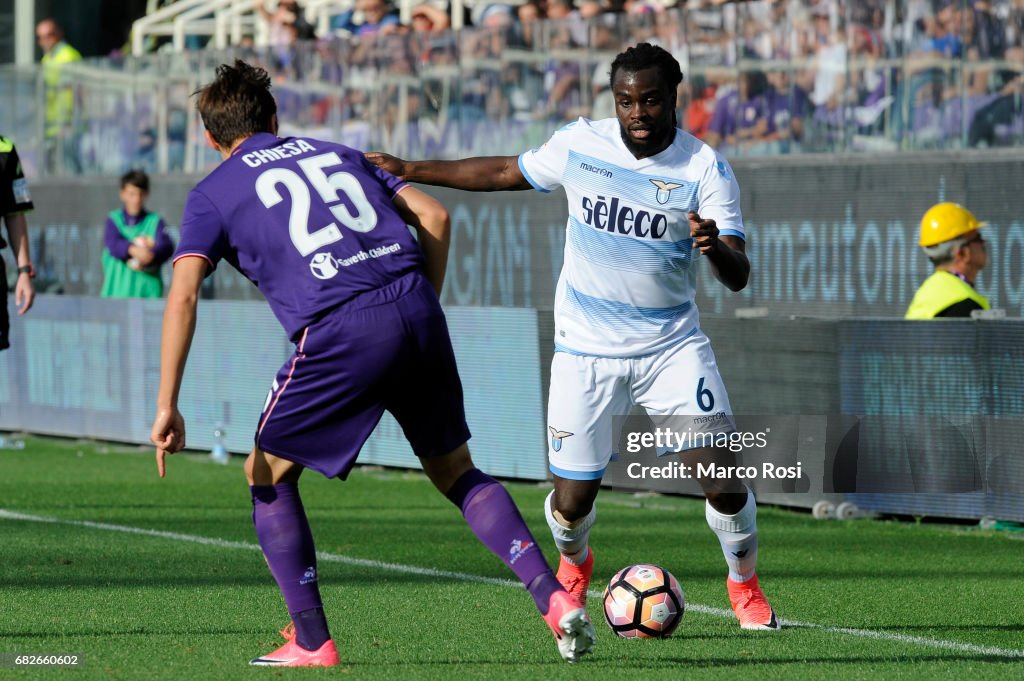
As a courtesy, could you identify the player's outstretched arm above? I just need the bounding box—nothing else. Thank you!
[392,187,450,296]
[365,152,531,192]
[151,255,206,477]
[690,211,750,292]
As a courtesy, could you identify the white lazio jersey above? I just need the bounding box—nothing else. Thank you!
[518,117,746,358]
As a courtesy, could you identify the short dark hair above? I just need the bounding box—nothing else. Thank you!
[609,43,683,93]
[194,60,277,148]
[120,169,150,193]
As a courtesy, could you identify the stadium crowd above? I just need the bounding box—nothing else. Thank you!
[238,0,1024,152]
[32,0,1024,176]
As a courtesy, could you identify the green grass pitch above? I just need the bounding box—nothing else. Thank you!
[1,436,1022,680]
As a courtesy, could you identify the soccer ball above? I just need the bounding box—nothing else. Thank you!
[603,564,685,638]
[309,252,339,280]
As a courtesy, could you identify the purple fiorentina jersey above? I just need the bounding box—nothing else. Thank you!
[175,133,424,339]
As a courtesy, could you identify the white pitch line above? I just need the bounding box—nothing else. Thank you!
[2,508,1023,660]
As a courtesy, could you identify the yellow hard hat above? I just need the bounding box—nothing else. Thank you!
[919,202,986,247]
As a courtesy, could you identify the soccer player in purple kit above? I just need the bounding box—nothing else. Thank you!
[149,61,595,667]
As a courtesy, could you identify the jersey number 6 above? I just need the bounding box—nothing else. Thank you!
[696,377,715,412]
[255,152,379,256]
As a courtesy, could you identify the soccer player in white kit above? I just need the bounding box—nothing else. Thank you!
[367,42,778,630]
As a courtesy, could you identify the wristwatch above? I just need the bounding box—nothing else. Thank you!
[16,264,35,278]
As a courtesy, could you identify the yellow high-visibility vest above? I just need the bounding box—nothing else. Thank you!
[905,270,990,319]
[41,42,82,137]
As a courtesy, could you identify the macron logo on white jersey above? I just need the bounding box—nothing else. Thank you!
[579,161,613,178]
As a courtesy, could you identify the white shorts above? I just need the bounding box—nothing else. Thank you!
[547,331,735,480]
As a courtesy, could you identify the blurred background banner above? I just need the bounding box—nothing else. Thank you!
[8,152,1024,317]
[0,296,546,480]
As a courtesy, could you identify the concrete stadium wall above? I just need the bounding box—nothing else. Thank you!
[8,148,1024,318]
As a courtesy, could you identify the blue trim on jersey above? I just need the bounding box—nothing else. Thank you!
[564,283,692,333]
[554,325,701,358]
[568,216,692,274]
[565,150,700,211]
[549,463,606,480]
[554,342,589,356]
[517,155,552,193]
[718,227,746,240]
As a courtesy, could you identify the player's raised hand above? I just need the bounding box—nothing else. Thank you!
[151,407,186,478]
[689,211,720,255]
[364,151,408,179]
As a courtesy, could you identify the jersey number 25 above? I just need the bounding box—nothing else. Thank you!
[255,152,378,256]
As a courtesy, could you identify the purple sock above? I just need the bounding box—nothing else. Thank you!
[251,484,331,650]
[445,469,562,615]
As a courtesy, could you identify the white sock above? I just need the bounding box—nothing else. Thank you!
[544,491,595,565]
[706,488,758,583]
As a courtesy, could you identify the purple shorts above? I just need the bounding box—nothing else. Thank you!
[256,271,470,479]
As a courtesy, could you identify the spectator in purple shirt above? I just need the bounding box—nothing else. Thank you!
[735,71,772,152]
[705,71,772,154]
[705,82,739,151]
[765,70,812,153]
[100,169,173,298]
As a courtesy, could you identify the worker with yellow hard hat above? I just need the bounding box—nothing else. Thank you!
[905,202,990,319]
